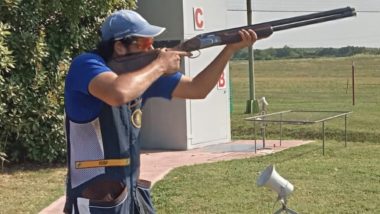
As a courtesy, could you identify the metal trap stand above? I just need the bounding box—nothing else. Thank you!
[274,198,298,214]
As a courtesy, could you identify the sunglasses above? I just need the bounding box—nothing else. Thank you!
[132,37,154,50]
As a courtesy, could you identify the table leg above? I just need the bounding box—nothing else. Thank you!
[322,121,325,155]
[345,115,347,147]
[253,121,257,153]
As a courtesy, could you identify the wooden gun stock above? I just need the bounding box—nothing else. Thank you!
[108,7,356,74]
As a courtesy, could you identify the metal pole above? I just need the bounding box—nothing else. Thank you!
[352,61,355,106]
[262,124,266,148]
[322,122,325,155]
[345,115,347,147]
[245,0,255,113]
[280,113,283,147]
[253,121,257,153]
[247,0,254,100]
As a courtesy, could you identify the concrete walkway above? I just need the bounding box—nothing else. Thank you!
[39,139,311,214]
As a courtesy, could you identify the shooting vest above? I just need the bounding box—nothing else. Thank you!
[64,98,154,213]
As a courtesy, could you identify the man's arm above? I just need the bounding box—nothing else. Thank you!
[172,29,257,99]
[89,49,188,106]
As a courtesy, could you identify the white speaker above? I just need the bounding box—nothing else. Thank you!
[260,97,269,106]
[258,97,269,114]
[257,164,294,198]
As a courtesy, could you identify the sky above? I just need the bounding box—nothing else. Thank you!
[232,0,380,49]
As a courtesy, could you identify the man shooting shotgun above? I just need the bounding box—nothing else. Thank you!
[63,7,355,214]
[64,9,256,214]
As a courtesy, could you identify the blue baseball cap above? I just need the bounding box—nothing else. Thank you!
[100,10,166,41]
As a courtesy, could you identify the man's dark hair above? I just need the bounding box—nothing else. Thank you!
[95,37,135,61]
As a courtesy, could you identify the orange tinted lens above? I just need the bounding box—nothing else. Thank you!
[136,37,153,49]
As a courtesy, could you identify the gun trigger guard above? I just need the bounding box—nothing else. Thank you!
[188,50,201,59]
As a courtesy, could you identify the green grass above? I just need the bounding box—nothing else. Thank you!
[152,141,380,213]
[230,55,380,143]
[0,55,379,213]
[153,55,380,213]
[0,164,66,214]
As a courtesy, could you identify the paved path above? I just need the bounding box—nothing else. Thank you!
[39,140,311,213]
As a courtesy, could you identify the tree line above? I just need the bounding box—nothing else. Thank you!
[233,46,380,60]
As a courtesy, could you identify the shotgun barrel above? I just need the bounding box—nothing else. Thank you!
[108,7,356,74]
[257,7,355,29]
[178,7,356,52]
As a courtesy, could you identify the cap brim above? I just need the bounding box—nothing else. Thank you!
[132,24,166,37]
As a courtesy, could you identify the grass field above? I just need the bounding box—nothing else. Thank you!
[152,141,380,213]
[151,55,380,213]
[0,164,66,214]
[0,55,379,213]
[230,55,380,143]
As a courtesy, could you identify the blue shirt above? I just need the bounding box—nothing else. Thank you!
[64,52,182,123]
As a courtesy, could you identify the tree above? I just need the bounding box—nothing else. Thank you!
[0,0,137,163]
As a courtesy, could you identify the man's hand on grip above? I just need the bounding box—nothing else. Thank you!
[155,48,190,74]
[226,29,257,52]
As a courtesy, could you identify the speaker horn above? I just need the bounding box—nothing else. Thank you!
[260,96,269,106]
[257,165,298,214]
[257,164,294,198]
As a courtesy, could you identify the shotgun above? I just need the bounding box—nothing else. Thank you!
[108,7,356,73]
